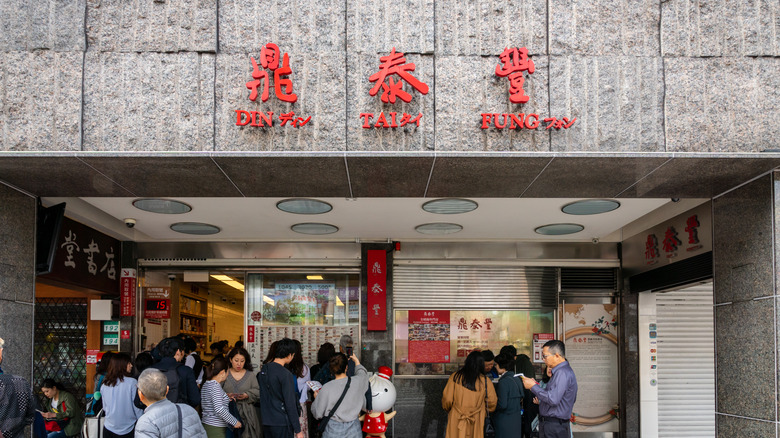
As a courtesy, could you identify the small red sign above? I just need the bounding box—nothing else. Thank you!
[247,325,255,343]
[86,349,99,364]
[119,268,136,317]
[369,48,429,104]
[250,311,263,322]
[366,250,387,331]
[120,330,131,340]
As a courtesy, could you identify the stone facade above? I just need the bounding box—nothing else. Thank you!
[0,0,776,152]
[0,183,35,382]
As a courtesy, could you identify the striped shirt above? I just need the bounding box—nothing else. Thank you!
[200,380,238,428]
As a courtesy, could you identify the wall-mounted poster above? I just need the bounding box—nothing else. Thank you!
[564,304,619,433]
[395,309,555,376]
[408,310,450,363]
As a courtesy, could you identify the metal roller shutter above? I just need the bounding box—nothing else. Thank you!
[393,265,557,309]
[656,284,715,437]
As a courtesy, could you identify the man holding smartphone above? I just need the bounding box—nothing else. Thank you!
[521,340,578,438]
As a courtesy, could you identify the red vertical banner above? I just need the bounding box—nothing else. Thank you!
[366,250,387,331]
[120,268,137,317]
[247,325,255,343]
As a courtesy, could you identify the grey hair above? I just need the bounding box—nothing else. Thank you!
[339,334,353,351]
[0,337,5,349]
[137,368,168,402]
[543,339,566,358]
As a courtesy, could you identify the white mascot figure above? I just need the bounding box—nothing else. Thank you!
[360,366,397,438]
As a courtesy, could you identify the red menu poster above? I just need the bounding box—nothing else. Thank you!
[408,310,451,363]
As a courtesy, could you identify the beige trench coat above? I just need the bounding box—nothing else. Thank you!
[442,374,498,438]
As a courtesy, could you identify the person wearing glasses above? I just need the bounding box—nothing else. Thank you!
[521,340,577,438]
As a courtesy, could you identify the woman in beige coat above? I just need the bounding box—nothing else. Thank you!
[442,351,498,438]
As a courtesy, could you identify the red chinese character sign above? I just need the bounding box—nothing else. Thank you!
[408,310,450,363]
[235,43,311,129]
[366,250,387,331]
[120,268,136,317]
[482,46,576,131]
[361,48,427,130]
[495,47,535,104]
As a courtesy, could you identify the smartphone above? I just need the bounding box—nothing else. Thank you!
[346,346,353,356]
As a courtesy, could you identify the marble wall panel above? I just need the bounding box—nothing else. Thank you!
[712,176,773,303]
[662,0,780,57]
[215,51,346,151]
[550,0,660,56]
[716,413,776,438]
[346,53,433,151]
[549,56,665,152]
[86,0,216,52]
[436,55,549,152]
[436,0,546,56]
[348,0,434,55]
[0,301,35,382]
[715,299,775,420]
[219,0,345,55]
[0,0,85,52]
[665,57,780,152]
[0,52,82,151]
[83,52,215,151]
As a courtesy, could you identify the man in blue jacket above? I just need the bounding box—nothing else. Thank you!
[522,340,578,438]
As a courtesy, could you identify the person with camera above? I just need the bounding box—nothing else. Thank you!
[311,352,369,438]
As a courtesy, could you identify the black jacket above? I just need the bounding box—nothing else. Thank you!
[257,362,301,433]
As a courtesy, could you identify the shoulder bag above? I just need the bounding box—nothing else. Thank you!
[81,409,104,438]
[316,376,351,438]
[484,376,496,438]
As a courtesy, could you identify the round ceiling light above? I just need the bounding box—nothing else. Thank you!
[561,199,621,215]
[291,223,339,235]
[415,223,463,235]
[422,198,478,214]
[133,198,192,214]
[534,223,584,236]
[170,222,221,235]
[277,198,333,215]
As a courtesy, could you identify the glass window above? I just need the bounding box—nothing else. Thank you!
[245,273,360,367]
[394,309,555,376]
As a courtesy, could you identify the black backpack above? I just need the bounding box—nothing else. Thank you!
[160,364,184,403]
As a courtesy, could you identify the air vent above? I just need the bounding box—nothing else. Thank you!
[560,268,618,290]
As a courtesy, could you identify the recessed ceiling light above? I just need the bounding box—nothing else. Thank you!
[561,199,620,215]
[534,223,584,236]
[291,223,339,235]
[277,198,333,214]
[170,222,221,235]
[422,198,478,214]
[415,223,463,235]
[133,198,192,214]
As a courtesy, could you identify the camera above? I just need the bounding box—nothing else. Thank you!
[168,274,176,281]
[124,218,136,228]
[591,237,600,244]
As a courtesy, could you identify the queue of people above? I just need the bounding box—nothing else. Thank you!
[443,339,578,438]
[1,331,577,438]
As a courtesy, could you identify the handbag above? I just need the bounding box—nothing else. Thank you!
[228,400,244,438]
[81,409,105,438]
[315,376,351,438]
[484,376,496,438]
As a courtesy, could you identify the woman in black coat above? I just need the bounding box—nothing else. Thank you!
[492,354,524,438]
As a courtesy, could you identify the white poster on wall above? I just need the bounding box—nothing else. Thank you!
[564,304,619,433]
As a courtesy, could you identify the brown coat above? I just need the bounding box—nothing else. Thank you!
[442,374,498,438]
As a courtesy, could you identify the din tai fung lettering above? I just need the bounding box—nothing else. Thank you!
[235,44,578,132]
